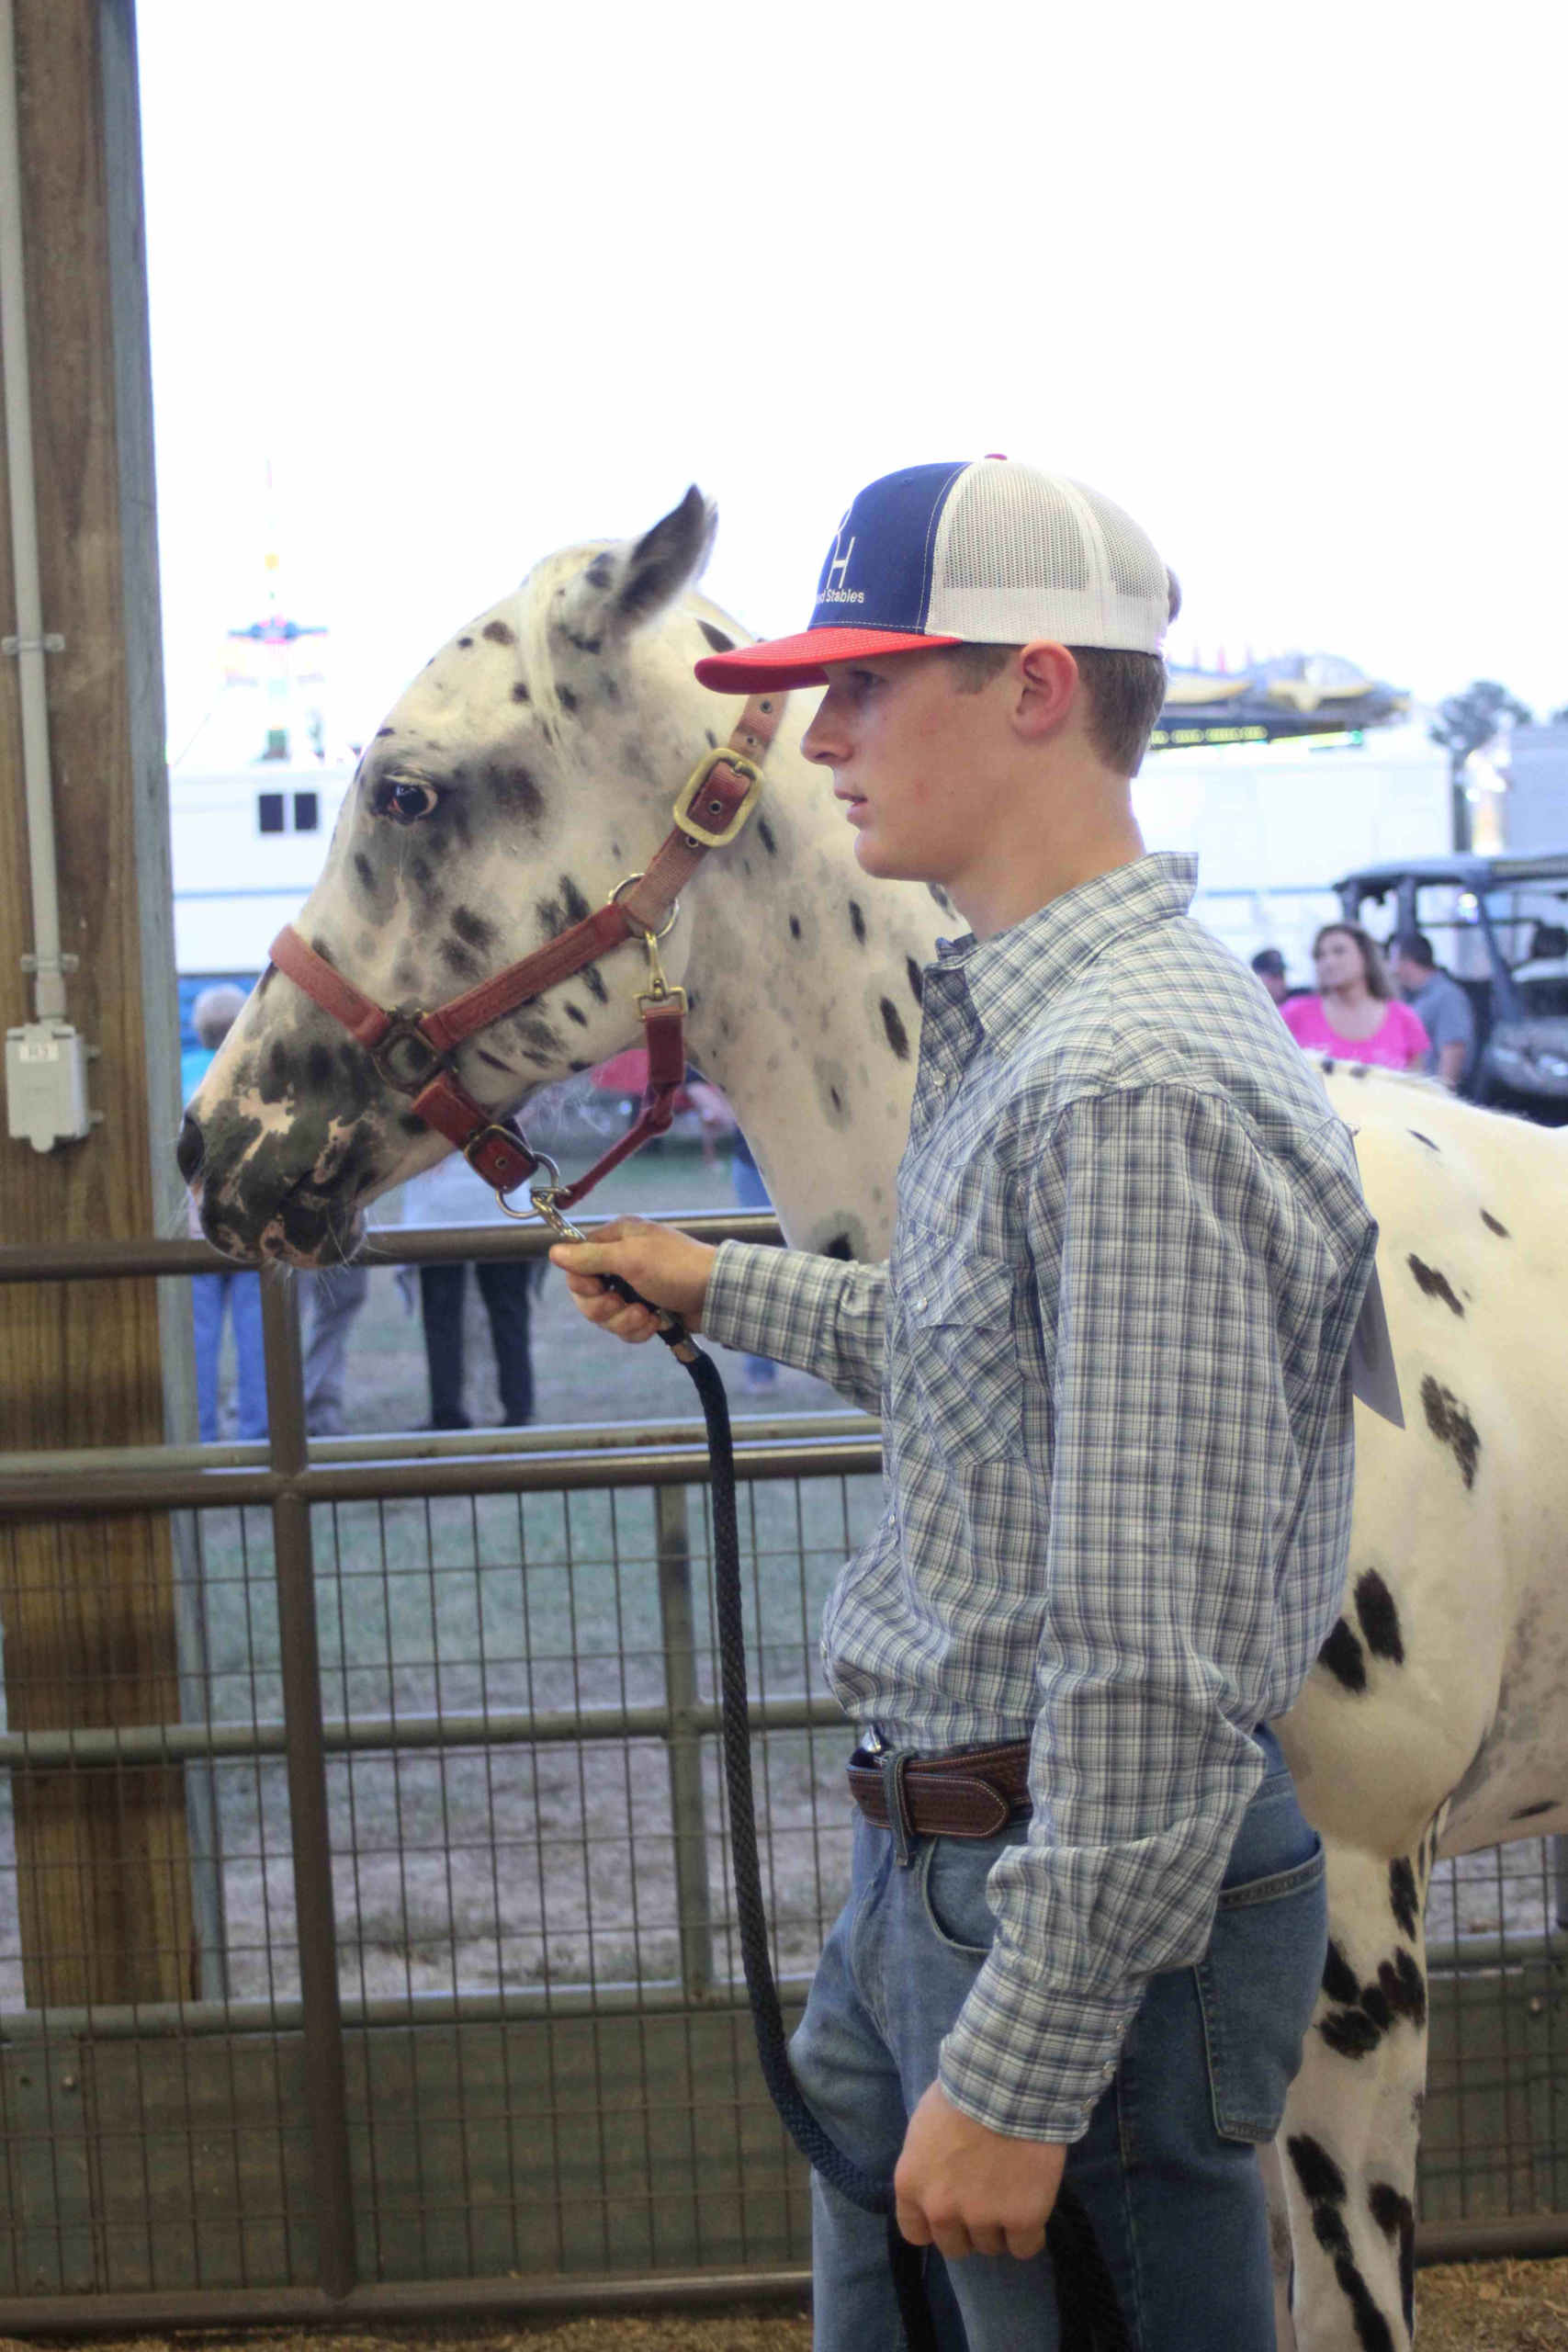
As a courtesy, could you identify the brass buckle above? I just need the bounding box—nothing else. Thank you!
[672,747,762,848]
[369,1014,444,1094]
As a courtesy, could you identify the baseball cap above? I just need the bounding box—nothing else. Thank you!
[694,458,1171,694]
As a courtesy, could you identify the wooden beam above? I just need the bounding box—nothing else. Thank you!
[0,0,197,2006]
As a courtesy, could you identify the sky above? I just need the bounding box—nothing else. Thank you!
[137,1,1566,763]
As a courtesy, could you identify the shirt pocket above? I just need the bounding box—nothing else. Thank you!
[898,1223,1024,1463]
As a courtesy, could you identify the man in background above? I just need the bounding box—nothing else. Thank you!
[1392,933,1475,1089]
[1250,947,1290,1006]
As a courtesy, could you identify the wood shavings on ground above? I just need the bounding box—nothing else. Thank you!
[1416,2256,1568,2349]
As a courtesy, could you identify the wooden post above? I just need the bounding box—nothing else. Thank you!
[0,0,197,2006]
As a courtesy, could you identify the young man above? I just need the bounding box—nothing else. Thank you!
[551,460,1382,2348]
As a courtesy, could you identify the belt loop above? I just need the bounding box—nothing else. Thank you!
[880,1747,919,1869]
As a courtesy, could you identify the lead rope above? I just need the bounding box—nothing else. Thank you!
[533,1197,1129,2351]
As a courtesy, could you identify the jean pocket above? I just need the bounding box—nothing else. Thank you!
[1194,1838,1327,2143]
[918,1826,1027,1957]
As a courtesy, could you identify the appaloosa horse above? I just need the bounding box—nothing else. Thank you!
[182,489,1568,2351]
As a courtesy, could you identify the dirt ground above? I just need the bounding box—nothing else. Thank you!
[7,2263,1568,2350]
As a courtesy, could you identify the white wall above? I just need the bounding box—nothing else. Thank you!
[172,765,353,971]
[1134,724,1450,984]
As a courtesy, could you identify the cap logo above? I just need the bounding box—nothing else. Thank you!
[820,511,863,605]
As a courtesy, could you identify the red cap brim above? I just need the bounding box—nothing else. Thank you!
[693,626,961,694]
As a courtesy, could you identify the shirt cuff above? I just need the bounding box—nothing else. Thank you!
[938,1949,1141,2143]
[700,1238,860,1372]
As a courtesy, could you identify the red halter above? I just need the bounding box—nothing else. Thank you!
[268,691,784,1216]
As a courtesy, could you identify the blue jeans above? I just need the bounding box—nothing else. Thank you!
[790,1728,1325,2351]
[191,1270,268,1442]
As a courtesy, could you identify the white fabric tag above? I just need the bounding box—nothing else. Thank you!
[1348,1261,1404,1428]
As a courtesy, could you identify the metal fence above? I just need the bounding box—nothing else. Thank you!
[0,1221,1565,2329]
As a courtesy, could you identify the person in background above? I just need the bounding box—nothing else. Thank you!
[300,1260,371,1437]
[1281,923,1430,1071]
[401,1151,538,1429]
[183,985,268,1443]
[1249,946,1290,1006]
[1391,932,1475,1091]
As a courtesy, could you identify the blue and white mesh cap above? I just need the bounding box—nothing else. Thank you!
[694,457,1172,693]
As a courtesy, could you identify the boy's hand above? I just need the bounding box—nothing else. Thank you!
[896,2080,1066,2260]
[548,1216,716,1342]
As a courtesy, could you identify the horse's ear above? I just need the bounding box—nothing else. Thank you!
[558,486,716,641]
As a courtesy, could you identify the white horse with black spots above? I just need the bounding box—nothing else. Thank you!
[182,490,1568,2351]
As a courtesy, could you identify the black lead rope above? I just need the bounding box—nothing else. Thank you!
[589,1267,1130,2352]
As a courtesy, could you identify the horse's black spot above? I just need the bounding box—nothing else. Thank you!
[583,966,608,1005]
[585,551,616,592]
[482,619,516,646]
[1288,2133,1347,2210]
[1407,1253,1463,1316]
[829,1086,842,1113]
[1354,1570,1404,1664]
[450,800,472,850]
[475,1049,513,1073]
[485,763,545,825]
[927,883,953,914]
[399,1113,425,1135]
[511,682,530,704]
[757,818,777,857]
[438,937,481,979]
[375,726,395,739]
[353,852,378,897]
[699,620,735,653]
[560,876,592,927]
[305,1042,333,1093]
[457,636,474,649]
[1323,1939,1360,2006]
[564,1002,588,1027]
[880,997,910,1060]
[789,915,801,940]
[1320,2007,1382,2060]
[907,956,924,1007]
[450,906,497,952]
[570,1058,591,1073]
[560,627,602,655]
[558,684,579,714]
[309,937,336,967]
[1481,1209,1509,1237]
[1317,1618,1367,1693]
[1367,2185,1416,2334]
[600,673,620,703]
[1388,1857,1419,1939]
[1420,1375,1480,1489]
[1408,1130,1438,1151]
[1380,1947,1426,2029]
[705,729,717,750]
[1320,1057,1335,1077]
[1334,2254,1397,2352]
[1359,1983,1393,2031]
[822,1233,853,1261]
[1512,1798,1557,1819]
[849,900,867,945]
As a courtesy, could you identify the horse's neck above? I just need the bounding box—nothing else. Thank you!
[682,729,941,1261]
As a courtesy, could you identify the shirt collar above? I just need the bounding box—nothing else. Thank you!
[931,853,1199,1049]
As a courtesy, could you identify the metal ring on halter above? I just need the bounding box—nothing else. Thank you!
[608,874,681,942]
[491,1149,563,1225]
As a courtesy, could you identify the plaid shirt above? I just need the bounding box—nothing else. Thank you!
[703,853,1377,2141]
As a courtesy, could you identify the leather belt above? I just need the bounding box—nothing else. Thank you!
[847,1740,1032,1843]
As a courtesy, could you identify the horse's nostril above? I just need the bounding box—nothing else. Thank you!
[175,1114,205,1184]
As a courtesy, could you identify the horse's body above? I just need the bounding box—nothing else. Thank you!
[185,492,1568,2351]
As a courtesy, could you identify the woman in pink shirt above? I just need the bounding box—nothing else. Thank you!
[1281,922,1431,1071]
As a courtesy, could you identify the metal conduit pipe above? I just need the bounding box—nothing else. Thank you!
[0,0,91,1148]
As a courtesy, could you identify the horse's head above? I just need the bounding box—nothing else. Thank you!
[181,487,751,1264]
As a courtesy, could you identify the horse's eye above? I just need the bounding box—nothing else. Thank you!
[387,781,439,823]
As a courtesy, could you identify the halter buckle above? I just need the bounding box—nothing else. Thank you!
[672,748,763,848]
[370,1014,444,1094]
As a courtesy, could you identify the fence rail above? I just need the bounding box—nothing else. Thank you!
[0,1222,1565,2323]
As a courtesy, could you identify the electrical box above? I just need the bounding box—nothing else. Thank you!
[5,1022,93,1152]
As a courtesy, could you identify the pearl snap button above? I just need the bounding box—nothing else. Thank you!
[915,1296,928,1312]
